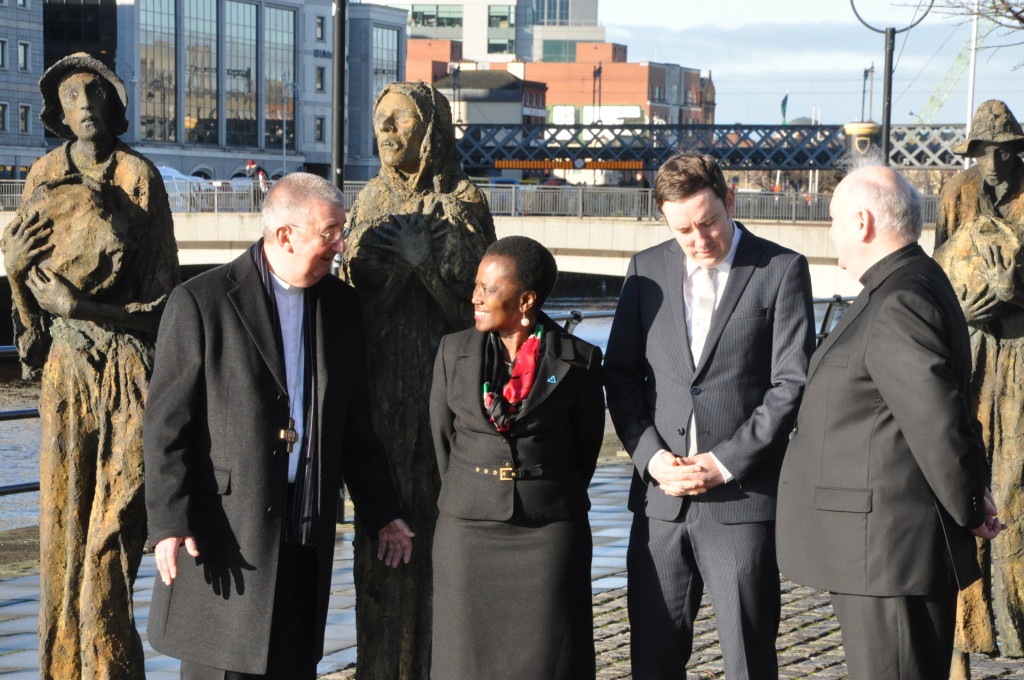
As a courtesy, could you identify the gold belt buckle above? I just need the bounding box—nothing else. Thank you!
[499,466,517,481]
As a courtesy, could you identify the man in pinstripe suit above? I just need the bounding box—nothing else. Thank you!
[605,153,815,680]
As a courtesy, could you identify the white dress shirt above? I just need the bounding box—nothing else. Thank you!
[649,221,743,483]
[270,271,306,483]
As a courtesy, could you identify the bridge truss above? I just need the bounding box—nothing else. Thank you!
[454,123,968,171]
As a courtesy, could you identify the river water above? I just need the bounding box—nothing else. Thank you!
[0,297,619,531]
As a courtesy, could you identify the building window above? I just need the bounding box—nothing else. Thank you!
[0,103,7,132]
[315,66,325,92]
[0,40,6,69]
[410,4,462,28]
[372,26,399,102]
[487,39,514,54]
[19,105,30,133]
[542,39,579,62]
[488,6,515,28]
[225,0,258,147]
[264,6,296,150]
[140,0,178,142]
[184,0,218,145]
[17,42,28,71]
[17,0,27,7]
[315,116,325,142]
[315,16,325,41]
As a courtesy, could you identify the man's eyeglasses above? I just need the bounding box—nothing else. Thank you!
[285,223,344,244]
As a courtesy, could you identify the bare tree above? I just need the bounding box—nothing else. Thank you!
[924,1,1024,65]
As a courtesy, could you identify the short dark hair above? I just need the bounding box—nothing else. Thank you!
[654,153,729,208]
[483,236,558,306]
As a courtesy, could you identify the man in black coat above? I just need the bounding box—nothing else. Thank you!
[605,153,815,679]
[144,173,414,679]
[776,164,1005,680]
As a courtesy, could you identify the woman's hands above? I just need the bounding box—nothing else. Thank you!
[4,211,53,280]
[373,212,448,271]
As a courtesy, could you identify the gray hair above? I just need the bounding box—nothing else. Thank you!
[836,154,922,244]
[262,172,345,237]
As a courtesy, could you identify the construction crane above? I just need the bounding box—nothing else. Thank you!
[915,19,994,123]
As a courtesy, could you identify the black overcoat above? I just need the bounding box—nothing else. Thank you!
[144,250,399,674]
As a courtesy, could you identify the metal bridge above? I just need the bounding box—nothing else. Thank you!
[455,123,968,171]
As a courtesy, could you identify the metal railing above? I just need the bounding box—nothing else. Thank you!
[1,178,941,224]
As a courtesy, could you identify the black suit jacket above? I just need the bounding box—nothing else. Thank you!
[604,223,815,524]
[429,314,605,521]
[144,249,400,674]
[777,244,988,596]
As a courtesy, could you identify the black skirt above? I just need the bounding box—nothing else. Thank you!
[430,512,596,680]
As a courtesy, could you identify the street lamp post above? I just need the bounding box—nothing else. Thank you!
[850,1,933,163]
[282,80,299,175]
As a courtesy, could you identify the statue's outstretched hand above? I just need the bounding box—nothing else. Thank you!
[3,210,53,280]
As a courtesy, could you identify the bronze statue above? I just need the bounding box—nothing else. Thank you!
[342,81,495,679]
[1,53,179,679]
[933,99,1024,679]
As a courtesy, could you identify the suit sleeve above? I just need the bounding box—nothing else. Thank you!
[711,253,815,481]
[572,344,606,486]
[864,289,988,529]
[604,255,669,478]
[144,285,204,546]
[429,335,454,478]
[338,317,402,537]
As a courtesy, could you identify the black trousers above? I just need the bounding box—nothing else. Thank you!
[179,540,320,680]
[830,588,957,680]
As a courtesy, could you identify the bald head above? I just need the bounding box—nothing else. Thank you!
[262,172,345,239]
[834,165,922,246]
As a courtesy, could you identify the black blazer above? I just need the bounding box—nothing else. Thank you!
[144,249,400,675]
[429,314,605,521]
[604,224,815,524]
[777,244,988,596]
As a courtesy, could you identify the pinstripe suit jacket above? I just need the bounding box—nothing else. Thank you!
[605,223,815,524]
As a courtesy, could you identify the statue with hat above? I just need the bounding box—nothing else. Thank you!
[1,52,179,678]
[933,99,1024,678]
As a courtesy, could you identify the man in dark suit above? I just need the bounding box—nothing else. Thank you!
[605,153,815,680]
[144,173,414,679]
[776,164,1005,680]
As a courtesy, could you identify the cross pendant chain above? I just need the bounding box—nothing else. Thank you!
[279,417,299,453]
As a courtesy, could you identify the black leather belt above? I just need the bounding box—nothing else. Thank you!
[471,464,544,481]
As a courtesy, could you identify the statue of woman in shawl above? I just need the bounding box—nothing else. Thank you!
[1,53,179,679]
[342,81,495,679]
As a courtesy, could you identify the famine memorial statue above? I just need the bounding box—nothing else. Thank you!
[933,99,1024,680]
[342,81,495,679]
[1,52,179,679]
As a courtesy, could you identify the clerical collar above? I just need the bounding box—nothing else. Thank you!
[269,270,304,296]
[858,242,922,287]
[685,220,742,279]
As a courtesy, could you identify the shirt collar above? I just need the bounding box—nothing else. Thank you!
[270,270,304,296]
[685,220,742,279]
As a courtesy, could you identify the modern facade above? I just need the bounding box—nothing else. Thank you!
[0,0,47,180]
[346,1,408,181]
[382,0,603,64]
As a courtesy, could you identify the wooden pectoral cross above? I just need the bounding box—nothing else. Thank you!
[279,418,299,453]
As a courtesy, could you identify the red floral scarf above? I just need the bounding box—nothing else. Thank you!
[482,325,544,432]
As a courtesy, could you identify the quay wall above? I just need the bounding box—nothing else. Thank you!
[0,212,937,299]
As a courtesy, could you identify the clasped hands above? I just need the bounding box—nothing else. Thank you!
[970,488,1007,541]
[4,209,81,317]
[649,450,725,497]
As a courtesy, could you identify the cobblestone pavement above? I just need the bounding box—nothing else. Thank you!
[1,461,1021,678]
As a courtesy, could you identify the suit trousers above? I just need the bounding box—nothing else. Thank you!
[830,589,957,680]
[627,501,780,680]
[179,540,320,680]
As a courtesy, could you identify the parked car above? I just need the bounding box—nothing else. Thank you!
[157,166,215,211]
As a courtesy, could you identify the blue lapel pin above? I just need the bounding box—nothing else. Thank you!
[547,375,557,383]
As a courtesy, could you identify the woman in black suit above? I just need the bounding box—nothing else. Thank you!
[429,236,605,680]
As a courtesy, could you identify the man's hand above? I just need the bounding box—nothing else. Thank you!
[970,488,1007,540]
[376,518,415,568]
[154,536,200,586]
[649,451,708,497]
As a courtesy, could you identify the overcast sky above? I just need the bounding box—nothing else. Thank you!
[597,0,1024,125]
